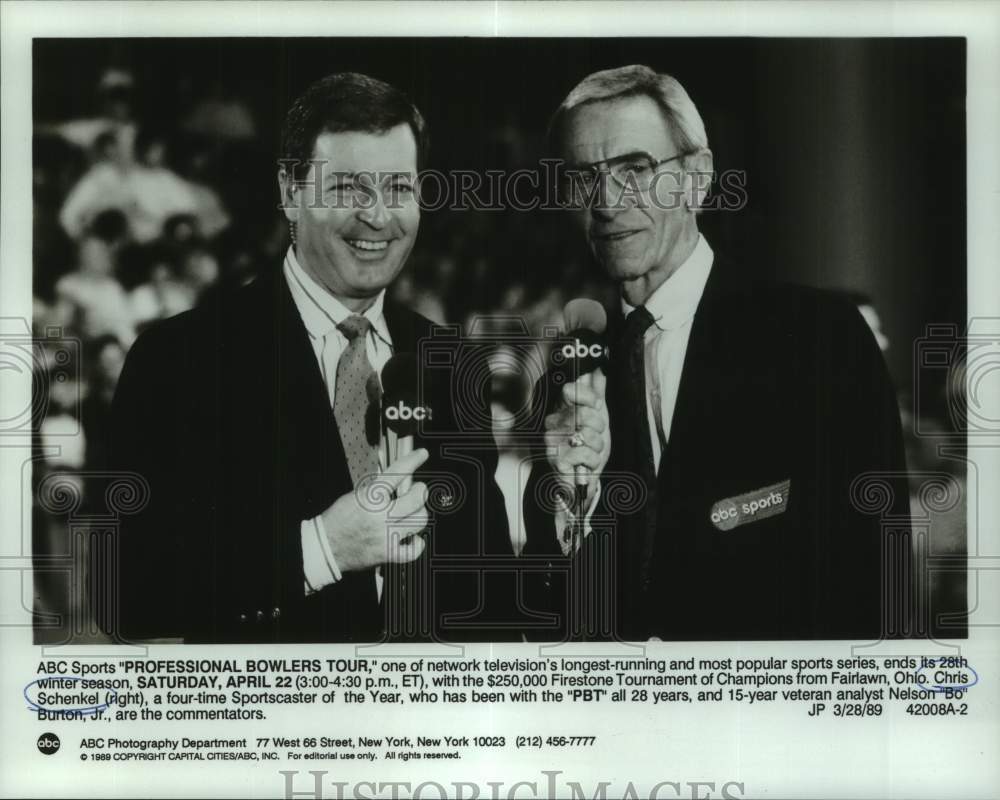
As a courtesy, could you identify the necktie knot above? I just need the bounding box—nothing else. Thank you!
[338,314,372,342]
[622,306,656,343]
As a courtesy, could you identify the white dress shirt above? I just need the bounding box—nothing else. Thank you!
[621,233,714,473]
[283,248,393,596]
[561,234,713,554]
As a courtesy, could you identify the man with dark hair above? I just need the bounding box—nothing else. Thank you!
[281,72,430,181]
[523,65,914,641]
[110,72,516,643]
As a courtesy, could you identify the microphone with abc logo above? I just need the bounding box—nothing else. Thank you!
[380,352,433,496]
[551,299,608,512]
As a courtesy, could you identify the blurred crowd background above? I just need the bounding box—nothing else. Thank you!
[30,38,967,642]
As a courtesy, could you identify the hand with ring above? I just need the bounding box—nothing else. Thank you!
[543,369,611,510]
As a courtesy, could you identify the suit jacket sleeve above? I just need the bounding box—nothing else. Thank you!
[106,324,190,641]
[816,297,912,638]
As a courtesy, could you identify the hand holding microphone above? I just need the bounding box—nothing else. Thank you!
[543,299,612,514]
[317,353,433,572]
[319,447,430,572]
[380,352,434,549]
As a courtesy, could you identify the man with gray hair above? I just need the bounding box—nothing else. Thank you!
[523,65,911,641]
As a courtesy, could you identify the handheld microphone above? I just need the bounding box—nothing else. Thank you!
[553,298,609,385]
[380,352,431,495]
[560,299,608,512]
[563,298,608,345]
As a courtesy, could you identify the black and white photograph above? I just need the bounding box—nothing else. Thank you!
[28,36,968,645]
[2,3,998,799]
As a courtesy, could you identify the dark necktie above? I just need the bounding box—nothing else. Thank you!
[619,306,658,592]
[333,315,381,487]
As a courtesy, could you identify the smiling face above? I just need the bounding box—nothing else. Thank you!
[561,95,708,306]
[281,125,419,311]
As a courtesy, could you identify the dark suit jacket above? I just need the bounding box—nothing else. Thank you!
[107,265,519,643]
[523,254,915,641]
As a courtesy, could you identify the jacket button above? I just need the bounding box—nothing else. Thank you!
[239,613,247,623]
[271,607,281,620]
[256,610,264,622]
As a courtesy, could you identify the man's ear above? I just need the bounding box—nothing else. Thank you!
[683,149,714,212]
[277,169,299,223]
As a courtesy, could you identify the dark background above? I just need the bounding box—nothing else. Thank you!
[33,36,966,408]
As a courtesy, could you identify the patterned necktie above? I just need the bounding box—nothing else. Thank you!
[619,306,658,591]
[331,315,382,487]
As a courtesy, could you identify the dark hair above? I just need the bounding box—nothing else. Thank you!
[280,72,428,182]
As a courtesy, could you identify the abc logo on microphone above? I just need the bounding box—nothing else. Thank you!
[384,401,433,422]
[550,329,608,384]
[380,353,433,436]
[558,340,610,360]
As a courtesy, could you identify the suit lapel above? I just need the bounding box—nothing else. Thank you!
[604,257,740,584]
[658,255,732,471]
[265,267,353,516]
[264,292,425,509]
[382,300,416,353]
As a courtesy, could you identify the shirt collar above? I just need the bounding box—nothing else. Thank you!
[621,233,714,332]
[283,247,391,345]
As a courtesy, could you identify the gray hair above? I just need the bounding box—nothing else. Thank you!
[549,64,709,157]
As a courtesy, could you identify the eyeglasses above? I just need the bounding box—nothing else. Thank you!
[559,150,690,207]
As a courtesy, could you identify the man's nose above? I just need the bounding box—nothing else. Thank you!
[356,188,391,228]
[589,175,627,222]
[590,203,619,223]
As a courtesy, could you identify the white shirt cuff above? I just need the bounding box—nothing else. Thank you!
[301,513,342,595]
[553,481,601,557]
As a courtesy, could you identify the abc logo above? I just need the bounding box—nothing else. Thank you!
[37,733,60,755]
[385,401,432,421]
[560,340,608,360]
[710,506,739,525]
